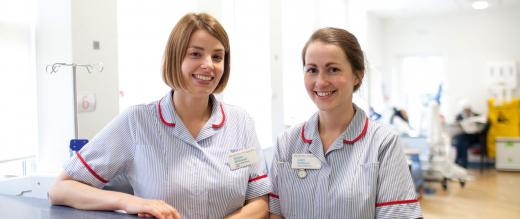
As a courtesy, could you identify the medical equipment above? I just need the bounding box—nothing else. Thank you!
[46,62,103,152]
[46,62,103,141]
[422,101,470,190]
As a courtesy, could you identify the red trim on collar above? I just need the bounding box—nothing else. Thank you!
[158,97,175,127]
[211,103,225,128]
[76,152,108,184]
[343,117,369,144]
[301,122,313,143]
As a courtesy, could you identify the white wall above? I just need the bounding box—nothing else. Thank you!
[72,0,119,139]
[366,14,386,112]
[379,6,520,122]
[36,0,74,172]
[36,0,119,173]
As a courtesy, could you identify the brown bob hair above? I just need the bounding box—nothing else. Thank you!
[162,12,230,93]
[301,27,365,91]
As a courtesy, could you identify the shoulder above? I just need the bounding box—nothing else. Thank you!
[366,120,401,149]
[279,123,305,143]
[274,122,305,160]
[117,101,158,123]
[222,102,255,124]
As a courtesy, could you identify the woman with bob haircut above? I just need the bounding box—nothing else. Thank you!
[268,27,422,219]
[49,12,271,219]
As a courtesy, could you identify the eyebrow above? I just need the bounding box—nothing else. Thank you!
[188,46,225,53]
[305,62,339,67]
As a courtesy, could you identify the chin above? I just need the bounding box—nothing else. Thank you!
[314,103,334,112]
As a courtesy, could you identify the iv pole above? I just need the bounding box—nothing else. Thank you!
[45,62,103,139]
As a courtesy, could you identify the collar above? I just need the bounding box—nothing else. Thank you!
[301,104,369,145]
[157,91,226,129]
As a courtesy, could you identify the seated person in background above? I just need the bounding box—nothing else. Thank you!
[390,107,412,134]
[452,101,485,168]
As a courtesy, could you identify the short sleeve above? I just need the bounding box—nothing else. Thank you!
[244,115,272,200]
[376,134,423,218]
[63,107,137,188]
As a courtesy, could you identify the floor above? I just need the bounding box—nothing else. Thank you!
[421,169,520,219]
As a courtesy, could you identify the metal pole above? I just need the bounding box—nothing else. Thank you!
[72,64,78,139]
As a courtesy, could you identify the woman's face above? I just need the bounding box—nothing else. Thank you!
[180,29,225,97]
[303,41,360,112]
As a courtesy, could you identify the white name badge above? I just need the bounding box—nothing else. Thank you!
[291,153,321,169]
[228,148,258,170]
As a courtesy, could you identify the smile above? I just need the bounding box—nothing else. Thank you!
[193,74,214,81]
[315,91,335,97]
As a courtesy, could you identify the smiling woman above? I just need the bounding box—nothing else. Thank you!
[269,27,423,219]
[48,12,271,219]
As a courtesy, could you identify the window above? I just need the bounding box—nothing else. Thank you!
[399,56,445,133]
[281,0,350,126]
[117,0,197,110]
[0,0,37,174]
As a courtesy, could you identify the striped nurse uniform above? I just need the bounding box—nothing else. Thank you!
[269,105,422,219]
[64,91,271,219]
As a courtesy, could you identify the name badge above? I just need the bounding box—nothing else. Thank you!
[228,148,258,170]
[291,153,321,169]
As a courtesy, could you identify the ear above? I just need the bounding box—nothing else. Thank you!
[354,71,364,86]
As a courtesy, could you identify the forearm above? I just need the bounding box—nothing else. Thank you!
[225,195,268,219]
[269,213,284,219]
[48,179,134,211]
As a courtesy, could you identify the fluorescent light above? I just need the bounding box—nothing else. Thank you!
[472,0,489,10]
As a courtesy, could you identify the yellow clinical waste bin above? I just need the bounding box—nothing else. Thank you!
[487,98,520,158]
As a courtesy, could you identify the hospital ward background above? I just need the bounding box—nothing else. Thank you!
[1,0,519,218]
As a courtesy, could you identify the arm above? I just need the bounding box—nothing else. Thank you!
[269,213,283,219]
[49,171,181,219]
[224,114,272,219]
[375,134,422,218]
[224,196,268,219]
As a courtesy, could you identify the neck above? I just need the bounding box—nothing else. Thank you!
[318,103,356,135]
[172,90,212,122]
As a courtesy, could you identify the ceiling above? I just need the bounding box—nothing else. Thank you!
[364,0,520,18]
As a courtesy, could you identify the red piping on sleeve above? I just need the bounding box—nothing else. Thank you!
[269,193,279,199]
[376,199,419,207]
[75,152,109,184]
[249,174,267,182]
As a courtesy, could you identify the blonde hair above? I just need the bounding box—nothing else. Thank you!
[162,12,230,93]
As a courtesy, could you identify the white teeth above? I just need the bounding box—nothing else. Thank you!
[316,91,333,97]
[194,74,212,81]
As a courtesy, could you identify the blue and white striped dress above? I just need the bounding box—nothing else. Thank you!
[64,91,271,219]
[269,105,422,218]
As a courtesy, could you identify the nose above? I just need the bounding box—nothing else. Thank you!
[200,55,214,71]
[315,72,328,87]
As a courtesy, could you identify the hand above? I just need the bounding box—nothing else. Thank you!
[120,196,181,219]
